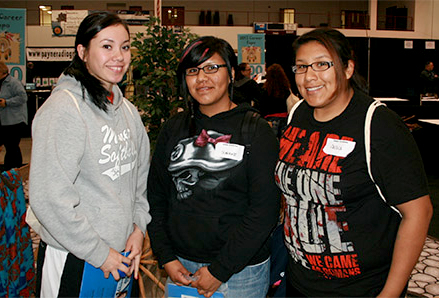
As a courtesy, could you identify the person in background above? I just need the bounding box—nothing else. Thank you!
[259,63,291,118]
[419,61,439,97]
[0,61,28,171]
[147,36,280,298]
[277,28,432,297]
[28,12,151,297]
[258,63,295,138]
[233,62,262,108]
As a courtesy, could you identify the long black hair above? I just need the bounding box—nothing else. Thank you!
[292,28,368,94]
[63,12,129,111]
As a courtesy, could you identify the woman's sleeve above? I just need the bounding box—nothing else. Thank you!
[5,78,27,107]
[147,121,177,266]
[208,119,281,282]
[371,107,429,206]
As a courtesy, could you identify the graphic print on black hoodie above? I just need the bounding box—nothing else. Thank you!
[276,125,362,280]
[169,129,244,201]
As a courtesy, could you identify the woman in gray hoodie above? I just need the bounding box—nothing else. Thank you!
[29,12,151,297]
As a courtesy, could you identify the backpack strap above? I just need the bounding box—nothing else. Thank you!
[365,100,401,215]
[64,89,81,113]
[122,98,135,118]
[241,111,260,155]
[287,99,304,125]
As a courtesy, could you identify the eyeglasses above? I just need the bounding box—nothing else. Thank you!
[292,61,334,74]
[185,64,227,76]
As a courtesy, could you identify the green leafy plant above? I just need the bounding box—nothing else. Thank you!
[130,17,198,148]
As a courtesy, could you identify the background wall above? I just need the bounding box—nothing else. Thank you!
[1,0,437,37]
[6,0,439,102]
[2,0,369,27]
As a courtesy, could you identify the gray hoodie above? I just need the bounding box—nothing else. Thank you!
[29,74,151,268]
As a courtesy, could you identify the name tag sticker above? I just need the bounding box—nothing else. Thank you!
[323,138,356,158]
[215,143,245,161]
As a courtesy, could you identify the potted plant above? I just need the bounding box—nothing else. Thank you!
[130,17,198,148]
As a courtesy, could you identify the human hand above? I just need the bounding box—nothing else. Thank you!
[0,98,5,107]
[100,247,131,281]
[124,225,144,280]
[191,266,222,297]
[163,259,192,286]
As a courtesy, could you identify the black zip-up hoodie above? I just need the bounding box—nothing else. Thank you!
[147,103,280,282]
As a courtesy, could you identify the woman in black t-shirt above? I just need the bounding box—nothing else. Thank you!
[276,28,433,297]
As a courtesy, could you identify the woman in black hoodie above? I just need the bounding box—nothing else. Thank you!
[147,36,280,298]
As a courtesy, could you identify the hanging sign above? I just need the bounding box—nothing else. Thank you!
[0,8,26,83]
[27,48,75,61]
[237,34,265,79]
[52,10,88,36]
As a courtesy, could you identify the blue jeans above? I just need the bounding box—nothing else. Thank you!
[176,256,270,298]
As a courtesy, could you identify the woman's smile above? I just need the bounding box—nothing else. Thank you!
[306,85,324,92]
[295,41,353,121]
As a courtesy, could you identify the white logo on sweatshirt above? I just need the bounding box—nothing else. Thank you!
[99,125,137,180]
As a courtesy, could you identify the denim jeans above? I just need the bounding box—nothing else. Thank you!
[176,256,270,298]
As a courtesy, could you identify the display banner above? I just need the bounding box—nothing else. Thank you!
[52,10,88,36]
[237,34,265,79]
[0,8,26,83]
[27,48,75,61]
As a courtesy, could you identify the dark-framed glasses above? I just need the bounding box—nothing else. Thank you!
[292,61,334,74]
[185,64,227,76]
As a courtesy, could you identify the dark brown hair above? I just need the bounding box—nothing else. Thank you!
[263,63,291,99]
[292,28,367,94]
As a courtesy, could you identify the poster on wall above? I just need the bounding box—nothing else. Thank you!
[0,8,26,83]
[52,10,89,36]
[237,34,265,80]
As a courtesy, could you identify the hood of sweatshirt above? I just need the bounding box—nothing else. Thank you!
[52,74,125,118]
[193,102,258,122]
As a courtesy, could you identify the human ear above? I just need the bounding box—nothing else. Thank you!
[345,60,355,80]
[77,44,87,62]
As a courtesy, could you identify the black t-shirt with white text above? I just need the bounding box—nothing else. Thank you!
[276,90,428,296]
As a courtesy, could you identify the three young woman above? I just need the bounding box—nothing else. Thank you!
[278,28,432,297]
[29,12,151,297]
[28,15,431,298]
[147,36,280,297]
